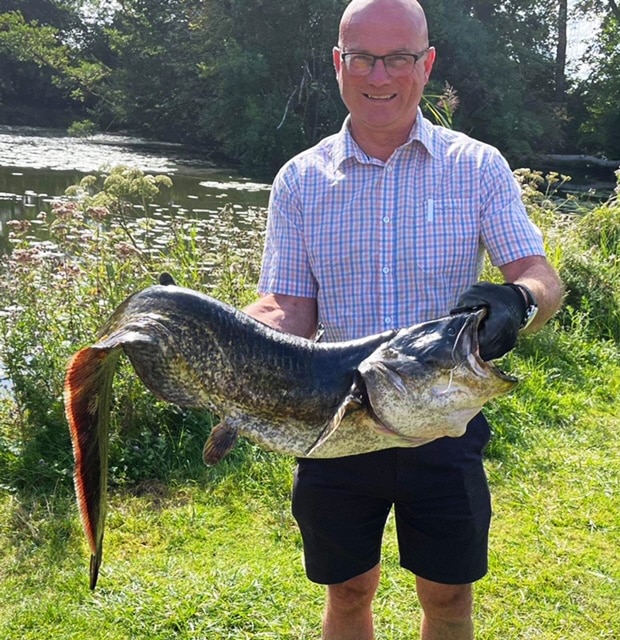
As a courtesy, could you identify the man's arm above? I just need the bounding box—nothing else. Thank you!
[500,255,564,333]
[243,293,318,339]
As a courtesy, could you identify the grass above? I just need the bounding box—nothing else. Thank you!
[0,167,618,638]
[0,419,618,639]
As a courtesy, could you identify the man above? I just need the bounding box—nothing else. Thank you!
[244,0,563,638]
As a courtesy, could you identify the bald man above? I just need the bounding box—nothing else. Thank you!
[245,1,563,638]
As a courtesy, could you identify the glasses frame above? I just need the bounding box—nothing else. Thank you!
[337,48,430,77]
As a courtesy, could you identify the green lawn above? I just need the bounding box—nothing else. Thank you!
[1,394,618,639]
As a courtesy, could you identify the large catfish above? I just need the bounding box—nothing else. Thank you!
[64,275,517,588]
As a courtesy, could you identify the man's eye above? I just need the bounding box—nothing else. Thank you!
[387,55,411,65]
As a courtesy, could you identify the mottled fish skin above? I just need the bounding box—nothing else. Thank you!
[64,282,518,588]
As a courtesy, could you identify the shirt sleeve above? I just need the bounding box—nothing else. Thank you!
[257,163,318,298]
[479,150,546,267]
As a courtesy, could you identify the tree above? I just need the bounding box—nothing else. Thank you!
[188,0,347,168]
[426,0,562,158]
[556,0,568,100]
[1,0,618,168]
[572,9,620,157]
[0,3,110,126]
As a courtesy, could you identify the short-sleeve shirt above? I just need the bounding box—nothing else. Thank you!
[258,109,545,341]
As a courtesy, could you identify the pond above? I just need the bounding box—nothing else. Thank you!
[0,125,272,251]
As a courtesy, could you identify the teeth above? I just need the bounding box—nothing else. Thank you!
[366,94,394,100]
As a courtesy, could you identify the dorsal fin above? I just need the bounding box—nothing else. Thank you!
[159,272,176,286]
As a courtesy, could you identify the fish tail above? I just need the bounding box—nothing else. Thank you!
[64,344,121,590]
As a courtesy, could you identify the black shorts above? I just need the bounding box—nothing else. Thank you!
[291,412,492,585]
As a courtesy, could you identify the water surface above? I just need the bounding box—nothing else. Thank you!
[0,125,271,234]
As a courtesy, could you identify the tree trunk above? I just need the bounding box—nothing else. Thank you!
[608,0,620,22]
[556,0,567,101]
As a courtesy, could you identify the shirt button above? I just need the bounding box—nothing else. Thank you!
[384,316,392,325]
[382,216,390,223]
[382,266,390,274]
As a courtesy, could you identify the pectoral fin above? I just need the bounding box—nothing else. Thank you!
[305,390,363,457]
[203,420,240,465]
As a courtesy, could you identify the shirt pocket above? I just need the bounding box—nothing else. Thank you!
[400,197,482,278]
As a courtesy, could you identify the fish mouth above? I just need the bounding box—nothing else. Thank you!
[459,308,518,384]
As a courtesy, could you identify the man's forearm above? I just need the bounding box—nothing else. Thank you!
[501,256,564,333]
[243,293,318,339]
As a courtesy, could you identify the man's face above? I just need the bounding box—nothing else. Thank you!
[334,2,434,141]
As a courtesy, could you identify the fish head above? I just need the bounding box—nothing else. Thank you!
[358,310,518,441]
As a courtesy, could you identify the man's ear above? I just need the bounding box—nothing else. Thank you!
[423,46,436,83]
[333,46,343,74]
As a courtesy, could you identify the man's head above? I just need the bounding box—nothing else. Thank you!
[333,0,435,147]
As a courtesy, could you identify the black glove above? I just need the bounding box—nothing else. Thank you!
[451,282,526,360]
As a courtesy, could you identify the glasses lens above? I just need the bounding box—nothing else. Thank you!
[344,54,374,75]
[342,53,419,77]
[384,54,416,76]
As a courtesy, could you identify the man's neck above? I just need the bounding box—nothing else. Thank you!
[348,119,415,162]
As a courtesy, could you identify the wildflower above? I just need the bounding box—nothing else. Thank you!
[6,219,31,233]
[52,201,83,221]
[115,242,142,258]
[10,248,44,266]
[436,82,459,114]
[87,206,110,221]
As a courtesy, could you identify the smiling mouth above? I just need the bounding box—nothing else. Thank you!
[364,93,396,100]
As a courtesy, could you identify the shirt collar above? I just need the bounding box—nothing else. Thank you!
[331,115,368,167]
[332,107,439,169]
[407,108,440,158]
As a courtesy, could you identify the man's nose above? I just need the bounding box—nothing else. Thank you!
[367,58,391,84]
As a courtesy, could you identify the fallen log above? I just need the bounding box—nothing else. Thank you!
[537,154,620,170]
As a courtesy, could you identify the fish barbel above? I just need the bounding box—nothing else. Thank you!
[64,276,517,588]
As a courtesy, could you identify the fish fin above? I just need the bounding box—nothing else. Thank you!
[64,344,122,590]
[203,420,239,465]
[90,547,103,591]
[159,272,176,286]
[304,392,360,457]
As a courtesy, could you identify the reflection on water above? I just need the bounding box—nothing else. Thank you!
[0,125,272,250]
[0,125,184,173]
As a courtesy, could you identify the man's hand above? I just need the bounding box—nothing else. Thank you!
[451,282,527,360]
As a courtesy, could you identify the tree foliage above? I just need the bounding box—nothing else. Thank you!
[0,0,618,170]
[573,9,620,156]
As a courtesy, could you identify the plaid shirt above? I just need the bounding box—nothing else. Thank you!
[258,110,545,341]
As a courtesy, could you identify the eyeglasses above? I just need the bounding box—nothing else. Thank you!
[338,48,429,77]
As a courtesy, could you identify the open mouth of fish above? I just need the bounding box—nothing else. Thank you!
[460,307,517,383]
